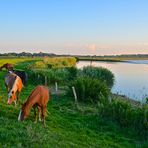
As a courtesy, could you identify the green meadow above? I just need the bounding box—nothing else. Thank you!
[0,57,147,147]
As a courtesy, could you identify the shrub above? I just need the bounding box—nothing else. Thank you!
[98,99,148,135]
[145,97,148,104]
[29,68,72,85]
[28,61,47,69]
[67,77,110,103]
[66,67,78,81]
[48,68,69,83]
[78,66,115,89]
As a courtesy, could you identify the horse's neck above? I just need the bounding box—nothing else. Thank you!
[23,100,34,115]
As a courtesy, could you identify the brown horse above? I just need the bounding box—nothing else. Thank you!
[18,85,50,126]
[5,73,23,105]
[0,63,14,71]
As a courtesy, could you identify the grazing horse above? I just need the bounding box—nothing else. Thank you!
[18,85,50,126]
[5,73,23,105]
[9,70,28,86]
[0,63,14,71]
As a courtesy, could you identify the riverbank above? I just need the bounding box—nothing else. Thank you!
[111,94,142,107]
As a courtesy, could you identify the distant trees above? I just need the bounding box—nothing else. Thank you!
[0,52,56,57]
[0,51,148,59]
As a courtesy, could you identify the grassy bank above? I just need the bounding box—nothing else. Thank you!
[0,58,147,147]
[0,57,40,67]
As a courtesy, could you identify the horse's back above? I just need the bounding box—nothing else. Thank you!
[30,85,49,106]
[17,76,23,91]
[5,73,17,87]
[36,85,49,101]
[13,70,28,85]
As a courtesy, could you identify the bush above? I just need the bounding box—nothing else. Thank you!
[66,67,78,81]
[98,99,148,135]
[145,97,148,104]
[79,66,115,89]
[28,61,47,69]
[29,68,72,85]
[67,77,110,103]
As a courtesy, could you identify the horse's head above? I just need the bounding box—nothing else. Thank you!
[7,90,16,105]
[18,103,29,121]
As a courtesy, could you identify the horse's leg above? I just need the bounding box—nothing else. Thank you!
[17,85,23,104]
[13,93,17,107]
[41,106,47,126]
[33,106,37,123]
[17,91,20,104]
[14,100,17,107]
[17,87,22,104]
[38,106,42,122]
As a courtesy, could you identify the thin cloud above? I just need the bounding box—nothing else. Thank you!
[137,42,148,46]
[86,44,97,51]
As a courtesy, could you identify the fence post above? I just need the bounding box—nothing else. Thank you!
[45,76,47,86]
[55,82,58,92]
[72,86,78,104]
[38,74,40,79]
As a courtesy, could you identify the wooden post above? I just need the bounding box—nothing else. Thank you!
[55,82,58,92]
[38,74,40,79]
[108,96,112,103]
[72,86,78,104]
[45,76,47,86]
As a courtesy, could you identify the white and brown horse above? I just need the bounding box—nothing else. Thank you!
[18,85,50,126]
[5,73,23,105]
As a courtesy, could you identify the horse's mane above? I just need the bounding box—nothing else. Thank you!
[22,102,27,111]
[22,87,38,110]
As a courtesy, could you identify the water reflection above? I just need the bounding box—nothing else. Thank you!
[77,61,148,101]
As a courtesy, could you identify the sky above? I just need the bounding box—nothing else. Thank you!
[0,0,148,55]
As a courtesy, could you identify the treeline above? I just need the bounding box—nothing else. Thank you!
[1,52,148,58]
[0,52,56,57]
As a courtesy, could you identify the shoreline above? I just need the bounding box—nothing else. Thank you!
[77,57,148,63]
[111,93,143,107]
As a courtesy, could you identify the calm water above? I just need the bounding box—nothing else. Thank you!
[77,60,148,101]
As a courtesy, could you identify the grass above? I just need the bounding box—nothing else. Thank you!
[28,57,77,69]
[0,58,147,147]
[0,57,41,67]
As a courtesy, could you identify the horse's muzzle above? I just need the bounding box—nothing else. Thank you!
[7,99,11,105]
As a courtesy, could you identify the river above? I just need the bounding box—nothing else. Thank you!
[77,60,148,102]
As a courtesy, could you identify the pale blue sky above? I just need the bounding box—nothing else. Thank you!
[0,0,148,55]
